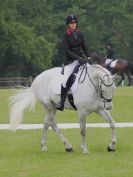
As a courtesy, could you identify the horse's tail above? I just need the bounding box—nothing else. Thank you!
[9,87,36,130]
[128,62,133,74]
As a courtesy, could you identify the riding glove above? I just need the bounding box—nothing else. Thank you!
[78,57,87,64]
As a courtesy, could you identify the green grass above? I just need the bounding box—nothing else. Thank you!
[0,87,133,177]
[0,128,133,177]
[0,87,133,123]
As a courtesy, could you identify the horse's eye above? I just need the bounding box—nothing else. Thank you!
[102,87,106,92]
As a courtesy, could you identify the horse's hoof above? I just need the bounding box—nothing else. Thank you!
[41,145,47,152]
[107,145,115,152]
[66,148,73,152]
[83,149,89,154]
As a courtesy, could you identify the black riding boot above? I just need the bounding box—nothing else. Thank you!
[56,86,67,111]
[107,65,114,74]
[57,66,80,111]
[109,67,114,74]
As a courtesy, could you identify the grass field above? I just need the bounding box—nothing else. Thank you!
[0,87,133,177]
[0,128,133,177]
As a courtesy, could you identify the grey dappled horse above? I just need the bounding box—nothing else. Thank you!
[9,64,116,153]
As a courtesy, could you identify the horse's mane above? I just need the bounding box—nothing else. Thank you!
[90,64,110,75]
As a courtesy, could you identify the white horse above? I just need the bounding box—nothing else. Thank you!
[9,64,116,153]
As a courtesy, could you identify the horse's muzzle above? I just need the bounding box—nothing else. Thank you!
[104,102,113,110]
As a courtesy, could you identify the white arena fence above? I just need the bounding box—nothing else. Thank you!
[0,76,133,88]
[0,76,33,88]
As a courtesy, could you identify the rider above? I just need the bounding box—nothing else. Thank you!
[106,43,116,72]
[56,14,91,111]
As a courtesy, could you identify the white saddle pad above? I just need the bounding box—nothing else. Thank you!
[105,59,117,67]
[53,64,90,95]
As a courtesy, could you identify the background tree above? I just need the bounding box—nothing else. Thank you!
[0,0,132,77]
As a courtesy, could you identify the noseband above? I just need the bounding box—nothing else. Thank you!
[100,74,114,103]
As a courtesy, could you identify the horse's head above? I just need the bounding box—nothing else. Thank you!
[99,74,116,110]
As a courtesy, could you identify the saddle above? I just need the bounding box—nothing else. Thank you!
[53,64,90,110]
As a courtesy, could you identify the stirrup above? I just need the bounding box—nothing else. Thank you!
[56,101,64,111]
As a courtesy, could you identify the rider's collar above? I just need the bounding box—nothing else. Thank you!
[66,28,79,36]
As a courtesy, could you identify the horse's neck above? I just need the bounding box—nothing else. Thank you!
[80,65,105,90]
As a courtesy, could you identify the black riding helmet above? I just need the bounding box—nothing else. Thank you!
[66,14,78,25]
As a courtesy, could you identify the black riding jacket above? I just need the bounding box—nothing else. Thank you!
[62,29,90,65]
[107,48,115,60]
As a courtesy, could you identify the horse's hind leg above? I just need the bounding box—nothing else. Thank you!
[41,103,72,152]
[41,113,49,151]
[97,109,116,151]
[50,106,73,152]
[41,103,57,151]
[126,71,131,86]
[78,111,89,154]
[117,73,125,86]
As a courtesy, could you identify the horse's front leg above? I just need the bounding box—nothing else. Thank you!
[98,109,116,151]
[51,122,73,152]
[78,111,89,154]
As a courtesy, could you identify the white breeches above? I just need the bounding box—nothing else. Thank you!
[62,60,80,88]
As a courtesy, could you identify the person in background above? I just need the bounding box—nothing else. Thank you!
[57,14,91,111]
[106,43,115,60]
[105,43,116,72]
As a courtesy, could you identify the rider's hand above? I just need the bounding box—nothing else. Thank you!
[87,57,92,64]
[78,57,86,64]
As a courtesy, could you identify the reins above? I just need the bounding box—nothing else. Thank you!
[78,63,88,84]
[78,63,99,92]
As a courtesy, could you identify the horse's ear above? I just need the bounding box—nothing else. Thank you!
[112,74,117,80]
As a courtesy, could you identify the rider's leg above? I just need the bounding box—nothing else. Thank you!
[106,64,114,74]
[56,85,68,111]
[108,66,115,74]
[66,64,80,88]
[106,59,112,73]
[57,60,79,111]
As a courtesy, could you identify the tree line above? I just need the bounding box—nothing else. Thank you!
[0,0,132,77]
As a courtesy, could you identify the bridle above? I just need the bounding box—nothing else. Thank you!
[99,74,114,103]
[78,63,114,103]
